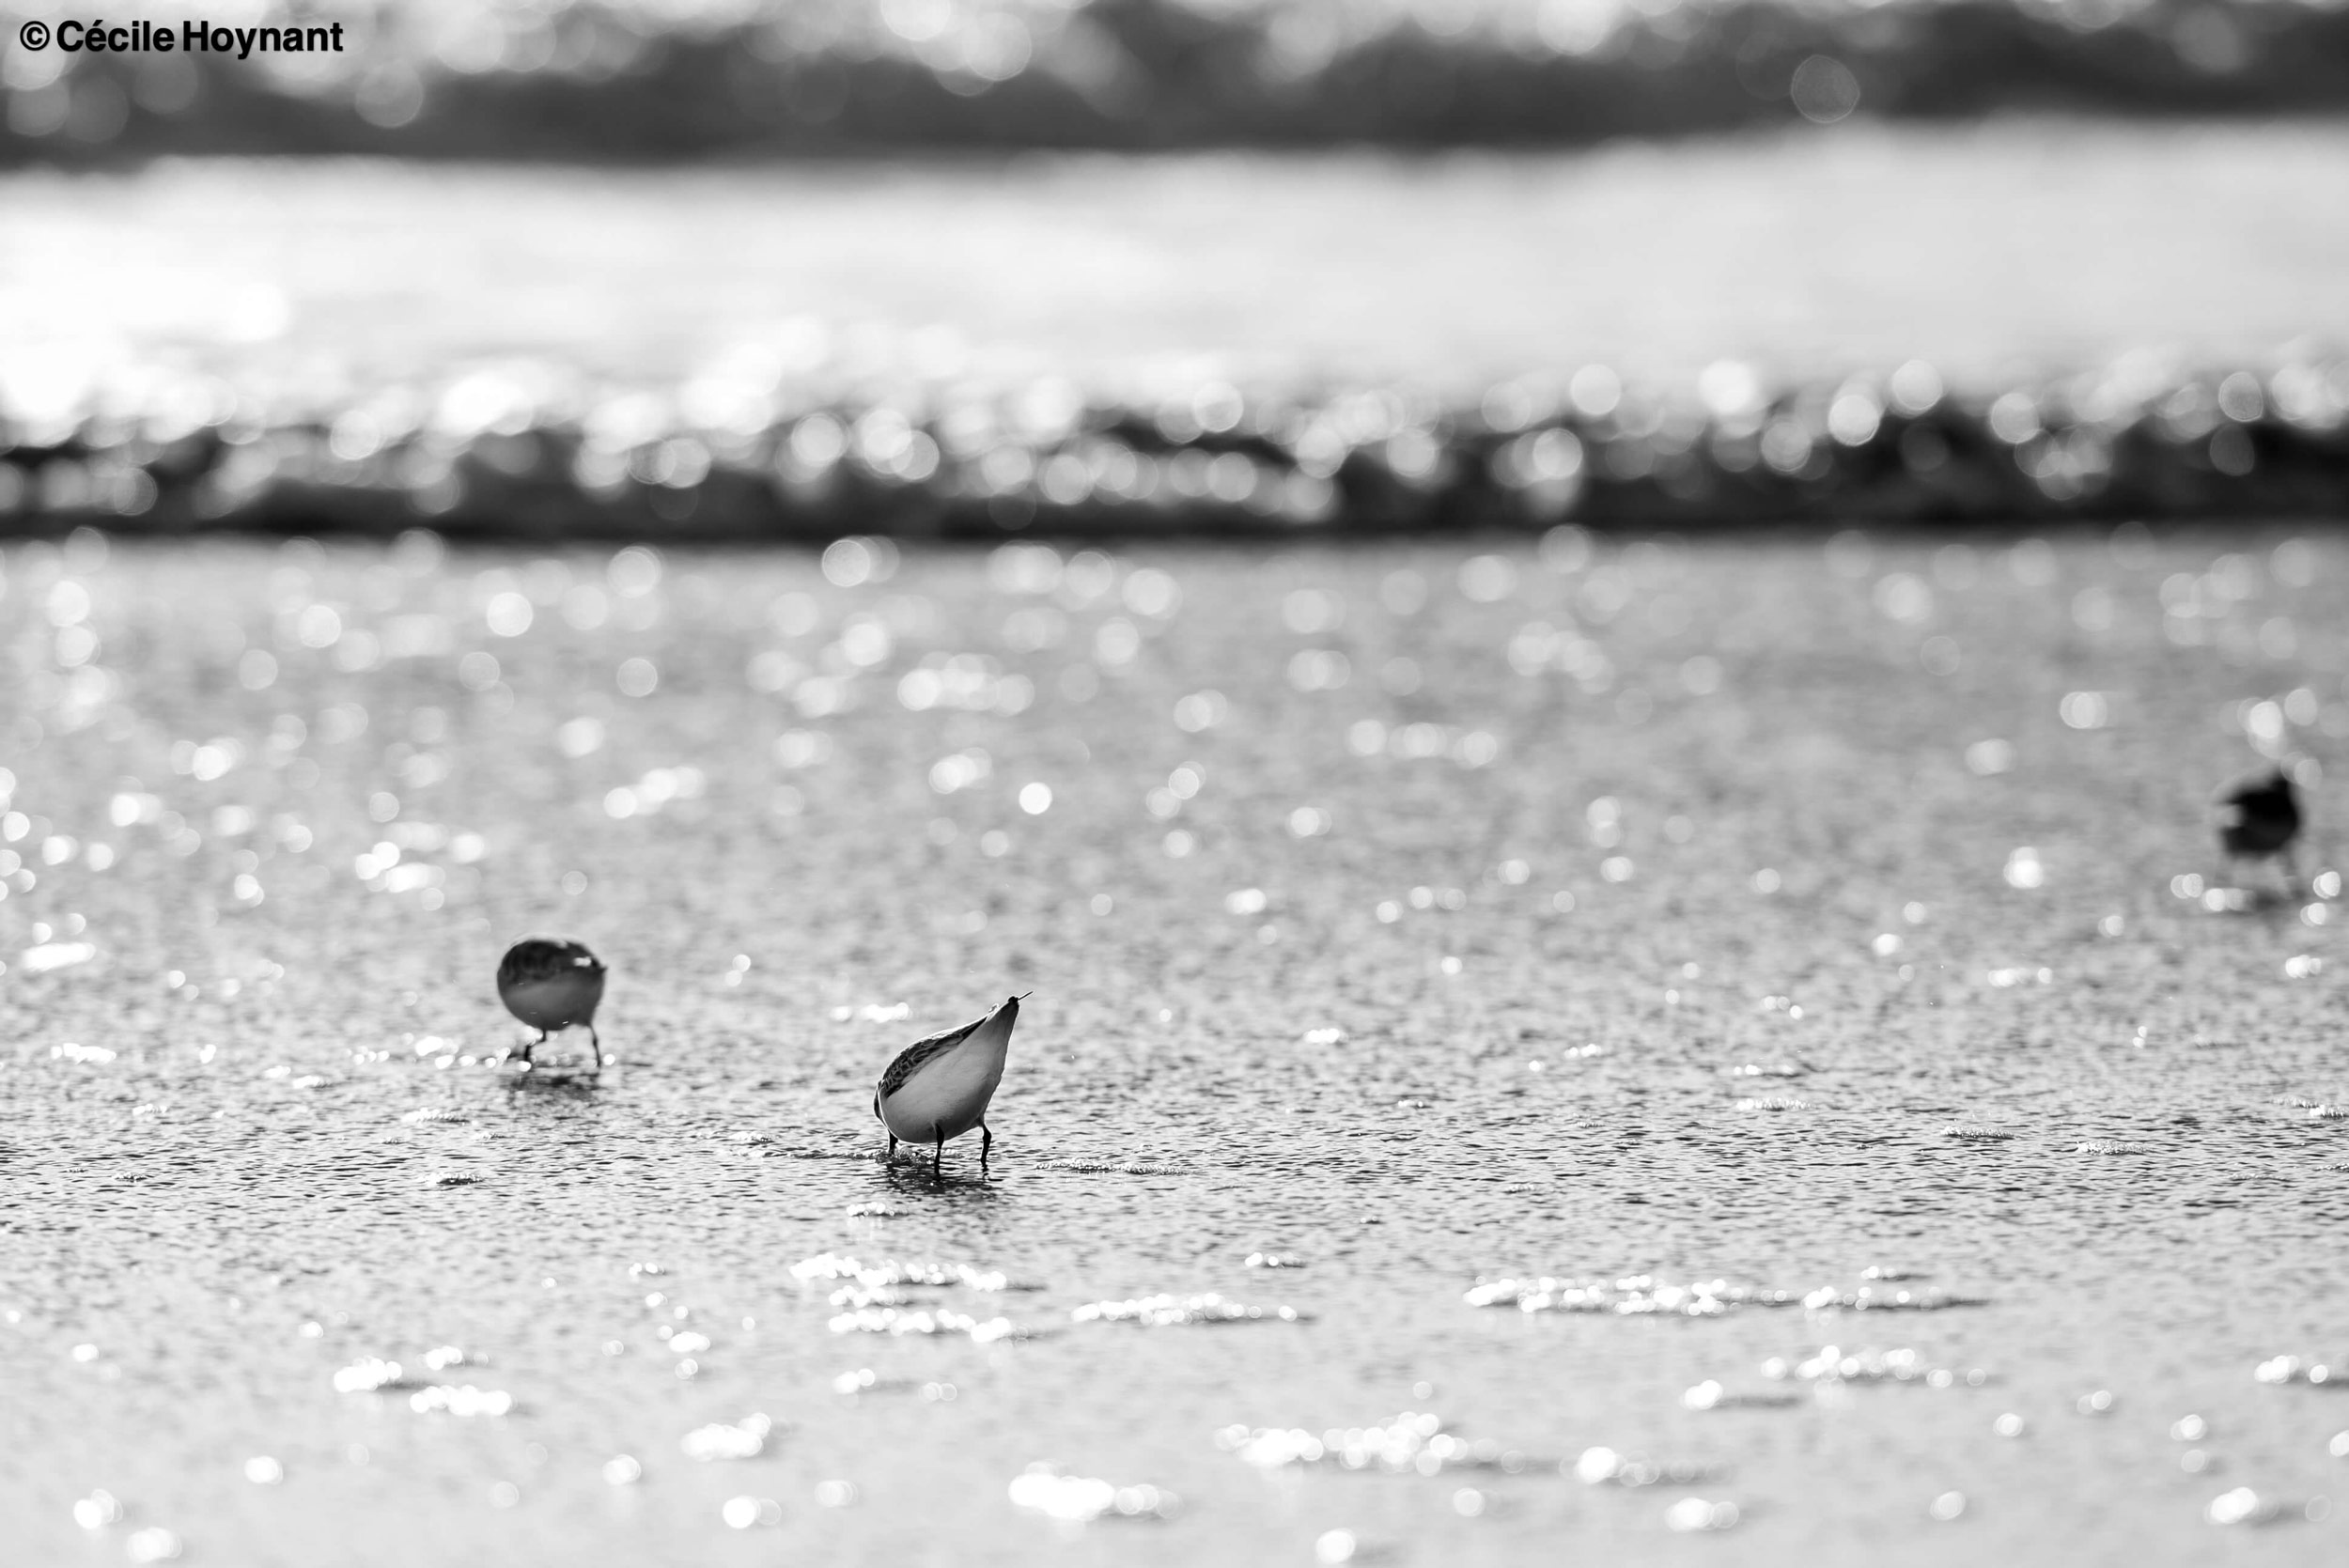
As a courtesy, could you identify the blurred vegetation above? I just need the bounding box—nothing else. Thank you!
[5,0,2348,160]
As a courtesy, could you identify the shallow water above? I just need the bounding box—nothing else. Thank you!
[2,527,2345,1565]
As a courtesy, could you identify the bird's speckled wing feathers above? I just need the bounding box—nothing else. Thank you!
[498,938,605,988]
[877,1014,987,1101]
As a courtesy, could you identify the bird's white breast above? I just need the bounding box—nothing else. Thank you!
[501,971,603,1031]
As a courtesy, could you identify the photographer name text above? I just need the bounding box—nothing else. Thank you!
[18,19,348,58]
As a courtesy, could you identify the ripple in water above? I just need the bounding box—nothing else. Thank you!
[828,1308,1019,1342]
[2205,1487,2294,1527]
[1007,1464,1179,1522]
[331,1358,409,1393]
[791,1254,1020,1291]
[2251,1355,2337,1385]
[681,1414,774,1460]
[1571,1446,1722,1486]
[1465,1275,1791,1316]
[407,1386,513,1417]
[828,1368,956,1398]
[1071,1294,1305,1327]
[1662,1497,1743,1532]
[125,1527,182,1562]
[1798,1283,1982,1312]
[1217,1412,1537,1475]
[1680,1380,1801,1411]
[1763,1346,1994,1387]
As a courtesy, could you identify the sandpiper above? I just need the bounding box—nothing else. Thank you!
[497,937,607,1070]
[875,994,1024,1176]
[2214,764,2303,893]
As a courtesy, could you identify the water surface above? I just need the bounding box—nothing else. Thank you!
[7,124,2347,395]
[2,529,2345,1564]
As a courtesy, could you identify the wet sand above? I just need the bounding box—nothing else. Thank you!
[1,528,2345,1564]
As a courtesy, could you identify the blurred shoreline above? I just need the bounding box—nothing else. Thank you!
[4,125,2344,539]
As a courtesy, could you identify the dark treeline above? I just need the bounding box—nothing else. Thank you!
[6,0,2348,163]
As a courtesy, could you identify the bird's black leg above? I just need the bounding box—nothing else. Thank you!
[980,1123,992,1175]
[933,1128,945,1178]
[588,1024,603,1072]
[886,1134,897,1162]
[520,1030,545,1065]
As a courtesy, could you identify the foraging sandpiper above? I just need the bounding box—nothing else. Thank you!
[875,994,1024,1176]
[497,937,607,1070]
[2214,765,2303,893]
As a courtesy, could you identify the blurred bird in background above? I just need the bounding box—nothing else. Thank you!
[2213,764,2304,896]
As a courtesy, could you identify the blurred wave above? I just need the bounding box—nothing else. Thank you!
[5,339,2345,538]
